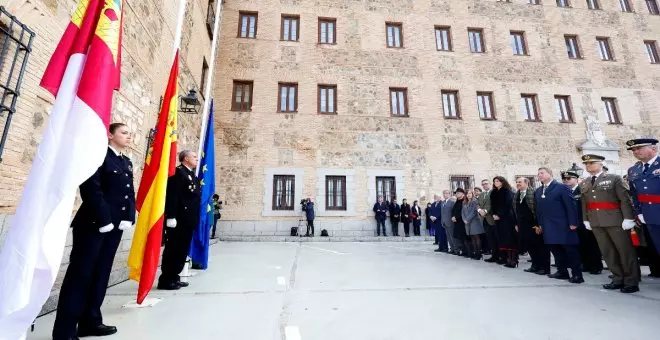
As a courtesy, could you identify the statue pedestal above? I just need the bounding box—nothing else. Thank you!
[579,139,621,173]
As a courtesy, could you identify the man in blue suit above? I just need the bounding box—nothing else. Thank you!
[536,167,583,284]
[430,194,447,252]
[373,196,389,236]
[627,138,660,254]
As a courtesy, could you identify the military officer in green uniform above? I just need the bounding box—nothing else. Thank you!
[580,154,639,293]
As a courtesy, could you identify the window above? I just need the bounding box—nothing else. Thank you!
[281,15,300,41]
[521,94,540,121]
[390,88,408,116]
[206,0,216,38]
[238,12,257,38]
[442,90,460,119]
[386,23,403,48]
[597,37,614,61]
[587,0,600,9]
[326,176,347,210]
[319,18,336,44]
[510,31,527,56]
[376,177,397,203]
[200,58,209,99]
[529,0,540,4]
[450,176,473,193]
[648,0,660,14]
[565,35,581,59]
[602,97,621,124]
[554,95,574,123]
[556,0,570,7]
[318,85,337,114]
[278,83,298,112]
[435,26,452,51]
[468,28,485,53]
[645,40,660,64]
[272,175,295,210]
[477,92,495,120]
[231,81,253,111]
[619,0,633,12]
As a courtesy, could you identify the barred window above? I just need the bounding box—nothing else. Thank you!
[376,177,396,203]
[272,175,295,210]
[326,176,347,210]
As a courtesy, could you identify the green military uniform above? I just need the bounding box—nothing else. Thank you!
[580,155,639,289]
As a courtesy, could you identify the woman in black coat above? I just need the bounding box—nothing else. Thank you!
[411,200,423,236]
[400,199,412,237]
[451,188,468,257]
[425,203,434,237]
[491,176,518,268]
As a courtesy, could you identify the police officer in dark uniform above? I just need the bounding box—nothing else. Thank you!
[52,123,136,340]
[158,150,201,290]
[627,138,660,254]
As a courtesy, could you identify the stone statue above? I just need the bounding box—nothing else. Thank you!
[584,115,607,148]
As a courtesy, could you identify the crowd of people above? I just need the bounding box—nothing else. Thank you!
[374,138,660,294]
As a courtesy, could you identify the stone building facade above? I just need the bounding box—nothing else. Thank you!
[212,0,660,237]
[0,0,214,313]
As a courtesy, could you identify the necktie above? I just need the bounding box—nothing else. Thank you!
[591,176,596,185]
[520,192,525,203]
[643,163,650,174]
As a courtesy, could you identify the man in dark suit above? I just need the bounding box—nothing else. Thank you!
[389,199,401,237]
[514,177,549,275]
[440,190,457,253]
[373,196,388,236]
[430,194,447,252]
[562,170,602,275]
[53,123,136,339]
[158,150,201,290]
[536,167,583,284]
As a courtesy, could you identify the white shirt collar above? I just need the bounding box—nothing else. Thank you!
[590,171,604,178]
[183,165,193,172]
[108,145,121,157]
[572,184,579,191]
[646,155,658,166]
[541,179,554,186]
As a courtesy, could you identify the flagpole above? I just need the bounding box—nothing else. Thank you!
[172,0,187,57]
[195,0,223,176]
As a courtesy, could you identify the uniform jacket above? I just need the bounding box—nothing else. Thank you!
[400,203,411,223]
[477,191,496,226]
[165,165,202,226]
[535,180,578,245]
[571,186,585,229]
[513,187,536,223]
[580,173,634,227]
[628,157,660,225]
[373,201,388,221]
[440,199,455,228]
[71,147,136,229]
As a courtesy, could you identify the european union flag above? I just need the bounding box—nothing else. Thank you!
[190,100,215,269]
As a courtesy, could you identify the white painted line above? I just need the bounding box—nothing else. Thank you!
[275,266,282,270]
[301,244,349,255]
[367,243,435,253]
[277,276,286,285]
[285,326,302,340]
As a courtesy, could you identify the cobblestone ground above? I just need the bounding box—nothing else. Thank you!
[30,242,660,340]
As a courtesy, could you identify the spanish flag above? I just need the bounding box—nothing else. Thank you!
[127,50,179,304]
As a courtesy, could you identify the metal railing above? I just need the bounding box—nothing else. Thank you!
[0,6,35,162]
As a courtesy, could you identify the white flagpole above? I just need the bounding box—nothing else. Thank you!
[195,0,223,176]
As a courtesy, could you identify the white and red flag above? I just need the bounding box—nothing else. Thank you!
[0,1,123,338]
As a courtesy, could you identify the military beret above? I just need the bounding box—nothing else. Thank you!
[625,138,658,150]
[581,154,605,163]
[562,171,579,179]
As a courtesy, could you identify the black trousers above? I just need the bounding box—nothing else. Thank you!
[211,214,220,238]
[485,221,501,258]
[521,226,550,271]
[549,244,582,278]
[53,227,123,338]
[413,219,421,236]
[306,219,315,236]
[159,221,195,284]
[390,218,399,236]
[403,221,411,236]
[577,227,603,271]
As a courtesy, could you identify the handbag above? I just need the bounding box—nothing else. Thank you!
[410,212,418,219]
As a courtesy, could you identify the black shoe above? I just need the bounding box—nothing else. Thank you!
[503,261,518,268]
[54,337,80,340]
[157,281,181,290]
[433,242,438,245]
[569,276,585,284]
[649,273,660,278]
[527,259,533,263]
[524,266,539,273]
[535,268,550,275]
[496,258,507,265]
[484,256,498,263]
[176,281,189,288]
[602,282,624,290]
[620,286,639,293]
[548,272,570,280]
[77,324,117,337]
[589,269,602,275]
[608,274,614,279]
[191,263,204,270]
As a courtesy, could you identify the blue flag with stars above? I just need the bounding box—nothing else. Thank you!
[189,100,215,269]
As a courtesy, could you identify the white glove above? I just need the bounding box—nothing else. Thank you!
[622,219,636,231]
[583,221,592,231]
[638,214,646,224]
[99,223,114,233]
[118,220,133,230]
[166,218,177,228]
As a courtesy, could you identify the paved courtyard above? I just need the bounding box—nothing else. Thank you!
[30,242,660,340]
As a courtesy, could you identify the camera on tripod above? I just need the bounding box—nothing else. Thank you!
[300,198,311,210]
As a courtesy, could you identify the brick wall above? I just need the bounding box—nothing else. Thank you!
[0,0,213,315]
[212,0,660,236]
